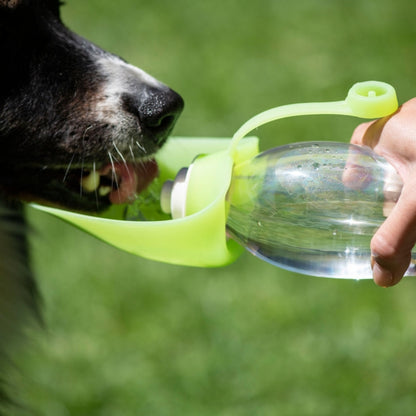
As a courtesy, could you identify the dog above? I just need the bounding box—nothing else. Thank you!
[0,0,184,409]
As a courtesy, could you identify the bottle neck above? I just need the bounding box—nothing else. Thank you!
[160,167,190,219]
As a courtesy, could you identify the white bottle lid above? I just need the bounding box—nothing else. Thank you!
[160,166,193,219]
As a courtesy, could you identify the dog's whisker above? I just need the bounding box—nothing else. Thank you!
[107,151,119,190]
[113,142,132,180]
[82,125,94,143]
[110,152,119,163]
[75,152,87,197]
[113,143,127,165]
[113,143,134,184]
[136,140,146,154]
[62,154,77,183]
[92,161,99,208]
[129,144,136,162]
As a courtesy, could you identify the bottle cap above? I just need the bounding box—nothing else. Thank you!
[345,81,398,118]
[161,167,190,218]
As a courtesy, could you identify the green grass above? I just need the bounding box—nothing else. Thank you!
[9,0,416,414]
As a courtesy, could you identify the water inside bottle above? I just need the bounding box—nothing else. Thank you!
[226,142,403,279]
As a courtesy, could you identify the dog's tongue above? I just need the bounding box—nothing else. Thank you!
[101,160,158,204]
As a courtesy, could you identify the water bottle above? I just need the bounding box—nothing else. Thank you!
[224,141,412,278]
[160,139,415,278]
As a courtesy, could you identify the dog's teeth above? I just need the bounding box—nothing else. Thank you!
[81,171,101,192]
[98,186,112,196]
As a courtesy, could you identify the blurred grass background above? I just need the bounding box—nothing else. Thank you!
[10,0,416,414]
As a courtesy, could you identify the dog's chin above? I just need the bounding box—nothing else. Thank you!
[2,159,159,213]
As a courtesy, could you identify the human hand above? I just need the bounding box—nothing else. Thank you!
[351,98,416,287]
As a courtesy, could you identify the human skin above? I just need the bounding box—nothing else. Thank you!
[350,98,416,287]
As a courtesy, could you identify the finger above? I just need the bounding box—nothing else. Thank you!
[350,121,376,146]
[370,182,416,287]
[343,144,378,191]
[350,117,392,149]
[344,121,384,191]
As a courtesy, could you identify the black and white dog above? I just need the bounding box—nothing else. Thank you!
[0,0,183,408]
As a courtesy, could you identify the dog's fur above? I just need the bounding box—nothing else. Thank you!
[0,0,183,409]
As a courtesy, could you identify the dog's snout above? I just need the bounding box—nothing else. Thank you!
[122,87,184,144]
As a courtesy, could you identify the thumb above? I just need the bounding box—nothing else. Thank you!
[371,182,416,287]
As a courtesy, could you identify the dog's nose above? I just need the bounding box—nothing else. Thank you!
[122,86,184,145]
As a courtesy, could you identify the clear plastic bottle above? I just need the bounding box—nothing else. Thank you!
[225,141,413,278]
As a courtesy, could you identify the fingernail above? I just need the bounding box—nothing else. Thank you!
[372,262,393,287]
